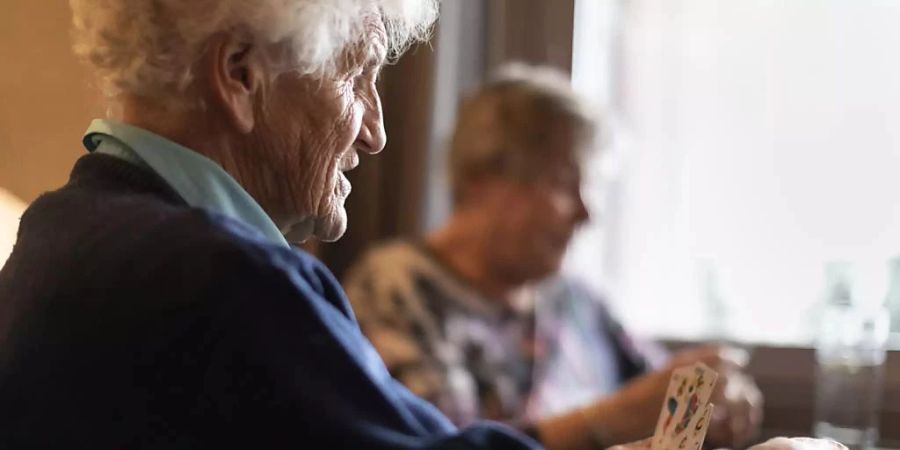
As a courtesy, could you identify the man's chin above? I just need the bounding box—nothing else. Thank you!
[312,210,348,243]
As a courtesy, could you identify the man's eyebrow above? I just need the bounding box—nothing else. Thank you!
[365,42,388,71]
[374,40,388,64]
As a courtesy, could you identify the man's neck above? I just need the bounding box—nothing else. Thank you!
[119,96,259,202]
[120,96,231,166]
[118,96,310,240]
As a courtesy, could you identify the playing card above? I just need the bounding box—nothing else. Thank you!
[670,403,714,450]
[652,363,719,450]
[651,366,691,450]
[668,363,717,445]
[686,403,715,450]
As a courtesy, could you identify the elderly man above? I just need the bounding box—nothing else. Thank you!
[344,65,763,450]
[0,1,546,448]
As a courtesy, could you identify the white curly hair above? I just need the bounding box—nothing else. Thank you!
[69,0,438,98]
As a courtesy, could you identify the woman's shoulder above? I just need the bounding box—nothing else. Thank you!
[343,239,436,290]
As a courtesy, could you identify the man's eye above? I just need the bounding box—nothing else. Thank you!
[353,72,377,89]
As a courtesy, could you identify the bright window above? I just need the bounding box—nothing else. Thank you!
[568,0,900,346]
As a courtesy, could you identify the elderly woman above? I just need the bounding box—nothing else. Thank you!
[0,1,545,448]
[343,65,764,450]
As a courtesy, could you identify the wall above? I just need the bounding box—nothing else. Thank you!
[0,1,103,203]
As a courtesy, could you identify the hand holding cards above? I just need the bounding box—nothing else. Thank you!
[609,437,848,450]
[651,362,718,450]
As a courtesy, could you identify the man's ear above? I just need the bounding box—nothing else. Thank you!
[204,33,262,134]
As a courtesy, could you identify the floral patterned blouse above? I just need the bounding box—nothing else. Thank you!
[343,240,656,427]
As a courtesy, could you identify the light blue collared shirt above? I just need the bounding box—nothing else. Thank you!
[82,119,290,248]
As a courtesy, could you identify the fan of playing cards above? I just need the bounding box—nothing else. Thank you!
[650,362,719,450]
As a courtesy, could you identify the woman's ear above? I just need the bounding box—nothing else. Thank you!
[203,33,263,134]
[460,177,509,210]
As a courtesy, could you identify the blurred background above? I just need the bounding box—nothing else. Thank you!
[1,0,898,446]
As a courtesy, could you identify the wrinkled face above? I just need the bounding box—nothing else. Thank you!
[245,22,388,242]
[479,133,590,283]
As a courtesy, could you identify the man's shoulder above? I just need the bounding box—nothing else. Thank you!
[15,184,328,300]
[28,183,255,253]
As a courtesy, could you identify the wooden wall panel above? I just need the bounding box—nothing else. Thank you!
[0,1,103,203]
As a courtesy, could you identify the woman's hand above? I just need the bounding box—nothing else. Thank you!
[536,345,763,450]
[705,368,764,448]
[748,437,848,450]
[665,345,764,449]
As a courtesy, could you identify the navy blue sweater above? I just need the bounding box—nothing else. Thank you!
[0,154,541,449]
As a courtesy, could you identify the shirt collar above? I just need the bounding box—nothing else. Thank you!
[83,119,290,248]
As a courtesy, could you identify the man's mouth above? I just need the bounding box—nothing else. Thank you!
[337,171,352,198]
[339,151,360,172]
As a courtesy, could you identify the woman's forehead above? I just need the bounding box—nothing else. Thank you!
[539,156,582,179]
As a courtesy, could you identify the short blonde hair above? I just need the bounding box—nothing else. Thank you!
[449,63,599,203]
[69,0,438,99]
